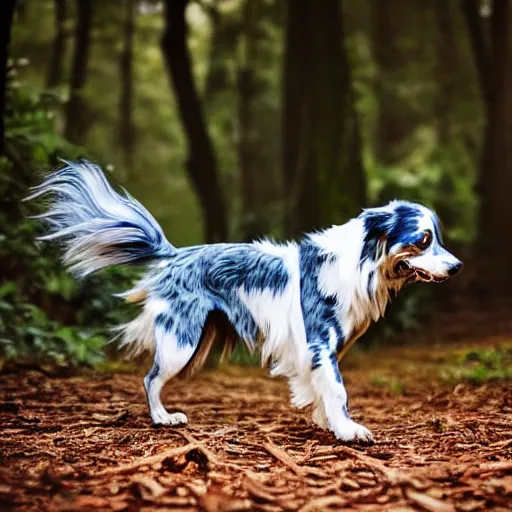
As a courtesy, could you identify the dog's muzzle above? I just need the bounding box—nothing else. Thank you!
[393,257,463,283]
[447,262,463,276]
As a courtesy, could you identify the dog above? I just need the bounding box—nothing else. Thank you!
[27,160,462,442]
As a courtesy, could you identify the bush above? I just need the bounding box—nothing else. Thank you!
[0,62,136,369]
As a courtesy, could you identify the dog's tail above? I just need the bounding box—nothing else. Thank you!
[25,160,175,277]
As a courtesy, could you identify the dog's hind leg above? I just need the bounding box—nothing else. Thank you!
[144,305,206,426]
[144,333,196,426]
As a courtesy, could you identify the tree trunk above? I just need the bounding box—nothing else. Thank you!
[282,0,366,236]
[64,0,93,145]
[432,0,458,236]
[237,0,267,241]
[370,0,418,167]
[203,5,239,108]
[463,0,512,297]
[340,3,367,215]
[0,0,16,155]
[119,0,136,173]
[282,0,311,235]
[461,0,492,116]
[435,0,457,146]
[161,0,228,243]
[46,0,67,88]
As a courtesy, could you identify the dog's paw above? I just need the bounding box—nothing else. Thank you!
[333,420,374,444]
[152,411,188,427]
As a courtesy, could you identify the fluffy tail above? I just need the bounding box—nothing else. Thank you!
[26,160,175,277]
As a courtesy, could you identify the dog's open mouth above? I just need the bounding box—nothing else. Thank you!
[393,261,448,283]
[413,268,449,283]
[393,260,415,279]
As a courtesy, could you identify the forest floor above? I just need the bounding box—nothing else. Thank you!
[1,311,512,511]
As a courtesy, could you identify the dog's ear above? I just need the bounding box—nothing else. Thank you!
[375,233,387,260]
[360,212,392,264]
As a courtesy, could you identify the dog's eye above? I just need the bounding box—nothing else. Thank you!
[417,230,432,250]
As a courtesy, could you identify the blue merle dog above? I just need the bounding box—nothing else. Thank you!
[27,161,462,442]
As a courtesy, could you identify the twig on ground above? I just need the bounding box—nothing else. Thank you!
[89,443,198,477]
[262,440,305,476]
[178,430,243,471]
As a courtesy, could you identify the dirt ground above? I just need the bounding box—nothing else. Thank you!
[0,336,511,512]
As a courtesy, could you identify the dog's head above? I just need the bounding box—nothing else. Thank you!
[360,201,462,286]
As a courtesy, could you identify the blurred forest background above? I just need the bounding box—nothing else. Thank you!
[0,0,511,371]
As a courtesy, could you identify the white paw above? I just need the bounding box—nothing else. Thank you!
[332,420,374,443]
[152,410,188,426]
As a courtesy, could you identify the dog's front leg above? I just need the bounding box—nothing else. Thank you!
[310,351,373,443]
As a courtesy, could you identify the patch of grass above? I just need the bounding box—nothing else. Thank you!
[369,374,406,395]
[440,345,512,384]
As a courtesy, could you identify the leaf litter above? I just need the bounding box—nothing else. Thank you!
[0,341,511,511]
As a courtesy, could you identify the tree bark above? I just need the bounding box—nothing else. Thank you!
[282,0,309,235]
[463,0,512,297]
[203,5,239,108]
[0,0,16,155]
[119,0,136,173]
[237,0,267,241]
[46,0,67,88]
[161,0,228,243]
[64,0,93,145]
[370,0,419,167]
[282,0,366,236]
[435,0,457,146]
[461,0,493,116]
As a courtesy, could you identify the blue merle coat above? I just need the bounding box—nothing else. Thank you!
[28,161,461,442]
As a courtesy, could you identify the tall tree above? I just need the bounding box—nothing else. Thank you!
[282,0,366,236]
[202,4,239,108]
[119,0,136,173]
[432,0,458,235]
[46,0,67,88]
[462,0,512,297]
[161,0,227,243]
[237,0,268,240]
[0,0,17,154]
[370,0,416,166]
[435,0,457,147]
[64,0,93,145]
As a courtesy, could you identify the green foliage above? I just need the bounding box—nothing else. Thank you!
[227,344,260,366]
[440,346,512,384]
[369,374,406,395]
[0,281,104,368]
[0,66,136,369]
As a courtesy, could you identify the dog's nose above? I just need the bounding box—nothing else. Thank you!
[447,262,463,276]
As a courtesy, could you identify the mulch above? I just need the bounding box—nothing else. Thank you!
[0,355,511,511]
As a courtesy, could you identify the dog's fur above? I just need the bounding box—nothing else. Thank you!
[27,161,462,442]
